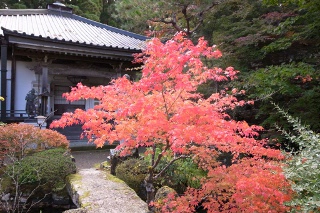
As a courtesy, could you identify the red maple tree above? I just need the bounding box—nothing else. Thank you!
[50,33,293,212]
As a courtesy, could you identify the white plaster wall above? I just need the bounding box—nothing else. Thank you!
[15,61,37,111]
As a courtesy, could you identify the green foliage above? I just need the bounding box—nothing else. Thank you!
[244,63,315,95]
[99,0,118,26]
[3,0,52,9]
[275,105,320,212]
[201,0,320,134]
[11,3,27,9]
[112,0,155,34]
[113,0,218,37]
[205,0,320,70]
[82,13,100,22]
[115,158,149,200]
[3,148,76,191]
[263,0,310,7]
[0,124,72,211]
[236,62,320,131]
[201,0,272,71]
[116,148,206,200]
[163,158,206,193]
[143,147,206,194]
[2,0,114,23]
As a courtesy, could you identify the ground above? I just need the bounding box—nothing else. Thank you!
[71,150,110,170]
[68,150,150,213]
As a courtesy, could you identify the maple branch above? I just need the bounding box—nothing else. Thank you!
[154,154,189,180]
[167,89,184,114]
[152,138,171,170]
[161,87,170,120]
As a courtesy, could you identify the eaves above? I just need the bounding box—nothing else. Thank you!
[2,27,143,61]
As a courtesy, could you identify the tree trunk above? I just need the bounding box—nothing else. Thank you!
[145,175,155,211]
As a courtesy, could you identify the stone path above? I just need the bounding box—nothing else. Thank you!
[65,168,149,213]
[71,150,110,170]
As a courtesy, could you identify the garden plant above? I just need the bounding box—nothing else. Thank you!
[51,33,293,212]
[0,123,75,213]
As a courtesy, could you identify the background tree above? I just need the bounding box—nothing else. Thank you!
[99,0,118,26]
[51,33,293,212]
[112,0,222,38]
[107,0,320,135]
[1,0,51,8]
[0,0,104,22]
[199,0,320,135]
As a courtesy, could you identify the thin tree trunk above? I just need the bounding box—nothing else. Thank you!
[145,174,155,211]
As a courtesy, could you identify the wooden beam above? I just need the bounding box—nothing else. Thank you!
[7,34,137,60]
[48,64,119,78]
[1,39,7,122]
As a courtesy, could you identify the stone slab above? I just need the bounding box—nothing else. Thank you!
[66,168,149,213]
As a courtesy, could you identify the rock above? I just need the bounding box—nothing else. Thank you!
[1,193,10,201]
[155,186,177,202]
[52,192,71,205]
[154,186,177,213]
[63,208,87,213]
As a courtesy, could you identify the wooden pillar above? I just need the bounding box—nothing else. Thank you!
[40,56,49,115]
[10,46,16,113]
[1,39,8,122]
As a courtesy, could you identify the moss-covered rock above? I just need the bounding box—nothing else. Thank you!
[155,186,177,202]
[154,186,177,213]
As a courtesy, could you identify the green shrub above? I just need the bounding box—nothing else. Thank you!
[0,124,72,212]
[116,149,206,200]
[3,148,76,192]
[143,147,207,194]
[164,158,206,193]
[115,158,149,200]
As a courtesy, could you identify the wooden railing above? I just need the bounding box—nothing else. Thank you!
[1,110,29,122]
[5,110,28,118]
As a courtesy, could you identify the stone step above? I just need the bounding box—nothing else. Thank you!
[68,140,118,151]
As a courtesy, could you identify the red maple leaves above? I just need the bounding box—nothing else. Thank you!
[50,33,293,212]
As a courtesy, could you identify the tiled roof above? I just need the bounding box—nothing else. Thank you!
[0,8,147,51]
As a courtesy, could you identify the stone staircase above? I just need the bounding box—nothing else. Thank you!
[50,124,117,150]
[53,125,96,149]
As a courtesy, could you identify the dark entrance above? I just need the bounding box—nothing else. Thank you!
[54,85,85,115]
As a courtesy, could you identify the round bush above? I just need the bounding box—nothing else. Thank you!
[3,148,76,192]
[115,158,149,200]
